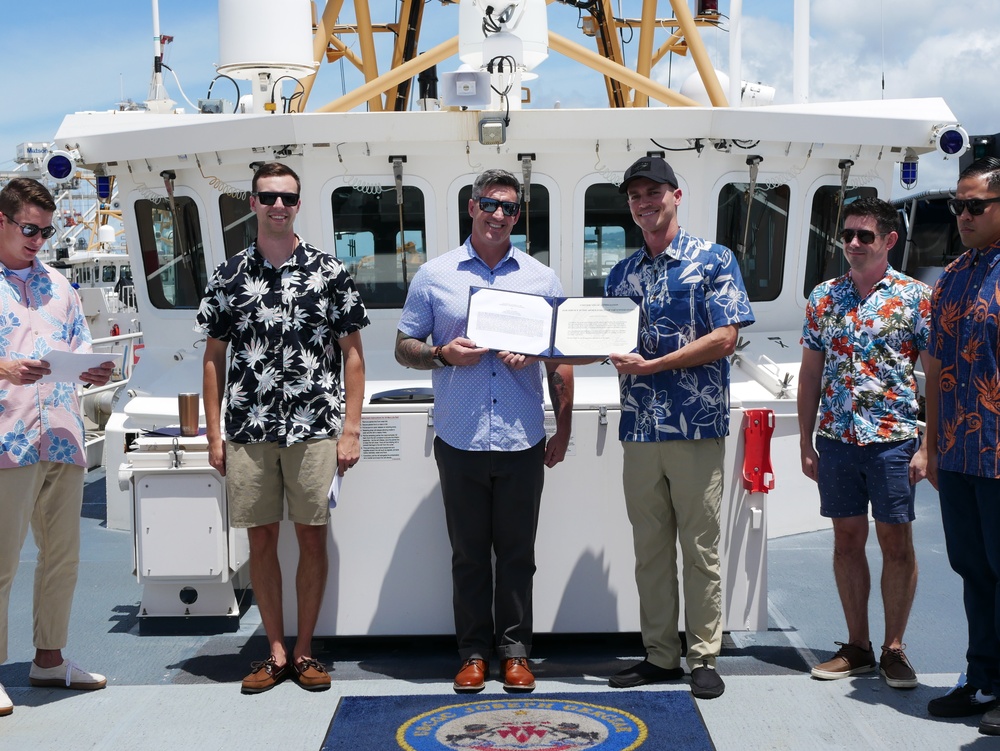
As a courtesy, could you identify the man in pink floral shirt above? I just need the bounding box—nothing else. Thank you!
[798,196,930,691]
[0,178,114,718]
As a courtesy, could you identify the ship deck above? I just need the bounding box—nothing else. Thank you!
[0,471,984,750]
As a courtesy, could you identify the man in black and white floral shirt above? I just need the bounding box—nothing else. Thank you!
[197,162,368,695]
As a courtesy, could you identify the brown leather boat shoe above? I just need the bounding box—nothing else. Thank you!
[453,658,488,693]
[292,657,331,691]
[502,657,535,692]
[241,656,289,694]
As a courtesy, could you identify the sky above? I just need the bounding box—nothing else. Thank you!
[2,0,998,194]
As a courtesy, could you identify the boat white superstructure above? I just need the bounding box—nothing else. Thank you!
[51,0,967,635]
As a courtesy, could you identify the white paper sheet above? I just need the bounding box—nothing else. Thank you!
[552,297,640,356]
[328,471,342,509]
[37,351,122,384]
[465,287,554,356]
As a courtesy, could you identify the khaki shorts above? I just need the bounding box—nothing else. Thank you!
[226,438,337,527]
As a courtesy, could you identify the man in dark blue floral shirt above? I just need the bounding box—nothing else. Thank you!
[196,163,368,695]
[604,156,754,700]
[925,156,1000,733]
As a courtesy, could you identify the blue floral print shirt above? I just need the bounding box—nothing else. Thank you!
[605,228,754,442]
[929,242,1000,477]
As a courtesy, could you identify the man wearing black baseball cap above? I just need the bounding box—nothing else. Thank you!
[618,156,679,193]
[604,156,754,700]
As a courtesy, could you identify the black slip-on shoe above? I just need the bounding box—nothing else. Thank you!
[690,662,725,700]
[928,681,998,718]
[608,659,685,688]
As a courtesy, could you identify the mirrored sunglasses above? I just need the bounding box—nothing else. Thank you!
[947,196,1000,217]
[253,191,300,207]
[4,214,56,239]
[477,197,521,217]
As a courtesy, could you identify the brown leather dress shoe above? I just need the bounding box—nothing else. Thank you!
[453,658,488,693]
[502,657,535,692]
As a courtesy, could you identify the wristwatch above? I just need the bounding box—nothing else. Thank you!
[433,345,452,367]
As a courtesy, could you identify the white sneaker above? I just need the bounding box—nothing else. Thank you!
[0,682,12,716]
[29,660,107,690]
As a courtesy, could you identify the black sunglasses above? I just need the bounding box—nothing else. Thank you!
[838,228,886,245]
[5,214,56,240]
[253,191,300,207]
[947,196,1000,217]
[477,197,520,217]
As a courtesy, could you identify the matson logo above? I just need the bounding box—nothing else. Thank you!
[397,698,647,750]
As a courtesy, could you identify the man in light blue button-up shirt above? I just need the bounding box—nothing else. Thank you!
[396,168,574,694]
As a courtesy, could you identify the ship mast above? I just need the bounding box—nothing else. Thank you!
[295,0,730,112]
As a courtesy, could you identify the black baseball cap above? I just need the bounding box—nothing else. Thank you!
[619,156,679,193]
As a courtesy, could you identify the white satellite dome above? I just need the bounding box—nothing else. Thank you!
[679,69,776,107]
[679,69,729,107]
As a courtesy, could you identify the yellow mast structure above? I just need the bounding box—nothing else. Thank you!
[294,0,728,113]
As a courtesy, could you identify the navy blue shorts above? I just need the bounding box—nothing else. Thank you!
[816,436,917,523]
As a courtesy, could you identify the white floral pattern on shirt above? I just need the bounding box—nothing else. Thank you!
[605,228,754,442]
[195,240,369,447]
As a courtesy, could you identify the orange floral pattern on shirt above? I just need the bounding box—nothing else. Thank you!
[802,267,931,445]
[929,243,1000,478]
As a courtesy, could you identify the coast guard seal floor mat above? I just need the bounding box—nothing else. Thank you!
[320,691,714,750]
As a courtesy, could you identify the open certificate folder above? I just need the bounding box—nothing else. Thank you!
[465,286,640,357]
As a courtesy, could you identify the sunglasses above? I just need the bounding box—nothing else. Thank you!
[4,214,56,240]
[838,228,886,245]
[947,196,1000,217]
[477,197,521,217]
[253,192,300,207]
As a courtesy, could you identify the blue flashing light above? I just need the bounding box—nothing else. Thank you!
[96,175,112,199]
[45,153,74,180]
[900,161,918,189]
[938,129,966,156]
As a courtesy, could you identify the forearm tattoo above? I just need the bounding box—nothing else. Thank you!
[547,368,568,420]
[396,335,437,370]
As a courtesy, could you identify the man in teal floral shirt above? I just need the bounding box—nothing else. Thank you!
[798,196,930,691]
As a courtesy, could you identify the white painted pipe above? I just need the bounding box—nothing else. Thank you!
[729,0,743,107]
[793,0,809,103]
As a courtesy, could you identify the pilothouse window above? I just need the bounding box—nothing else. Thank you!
[331,186,426,309]
[134,197,208,310]
[803,186,878,297]
[219,194,256,260]
[582,184,642,297]
[716,183,789,302]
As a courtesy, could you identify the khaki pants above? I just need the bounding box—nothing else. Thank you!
[622,439,723,671]
[0,462,84,664]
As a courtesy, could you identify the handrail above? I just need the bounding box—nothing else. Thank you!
[92,331,143,347]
